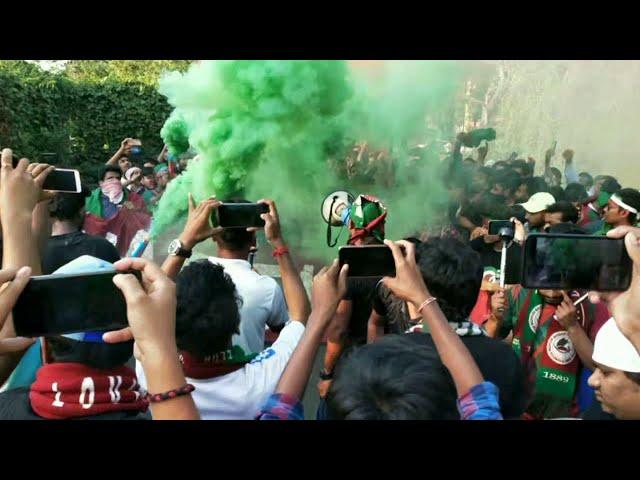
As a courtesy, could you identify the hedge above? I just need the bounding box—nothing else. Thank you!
[0,66,172,186]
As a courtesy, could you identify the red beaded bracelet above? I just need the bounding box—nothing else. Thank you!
[272,246,289,257]
[146,384,195,403]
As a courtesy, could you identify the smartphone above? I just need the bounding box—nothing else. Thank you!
[10,156,81,193]
[42,168,81,193]
[522,233,632,291]
[550,140,558,154]
[489,220,515,236]
[127,139,142,156]
[12,270,141,338]
[339,245,397,278]
[215,203,269,228]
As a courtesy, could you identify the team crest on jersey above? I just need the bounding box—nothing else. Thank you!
[528,304,541,332]
[547,331,576,365]
[250,348,276,364]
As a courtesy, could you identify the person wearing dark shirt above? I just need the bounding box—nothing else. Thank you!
[326,237,525,419]
[317,195,387,416]
[42,189,120,274]
[367,238,424,341]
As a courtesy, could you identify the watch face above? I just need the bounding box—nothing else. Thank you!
[168,239,181,255]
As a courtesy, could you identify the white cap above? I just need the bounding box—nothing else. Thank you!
[519,192,556,214]
[592,318,640,373]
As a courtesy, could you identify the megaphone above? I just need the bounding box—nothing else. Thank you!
[321,191,354,226]
[321,190,354,247]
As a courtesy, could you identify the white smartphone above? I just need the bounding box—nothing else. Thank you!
[42,168,81,193]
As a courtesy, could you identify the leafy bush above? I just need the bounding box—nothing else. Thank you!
[0,61,173,186]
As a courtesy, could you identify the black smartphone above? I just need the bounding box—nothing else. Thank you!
[522,233,632,291]
[12,270,141,338]
[215,203,269,228]
[489,220,515,236]
[11,155,81,193]
[339,245,397,278]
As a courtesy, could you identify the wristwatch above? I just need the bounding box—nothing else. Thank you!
[168,239,192,259]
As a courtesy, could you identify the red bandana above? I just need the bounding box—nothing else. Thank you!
[29,363,148,420]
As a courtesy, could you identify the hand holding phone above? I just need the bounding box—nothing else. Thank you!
[10,154,81,193]
[248,199,285,247]
[103,258,178,361]
[380,240,430,307]
[311,260,349,317]
[1,148,55,217]
[179,194,223,250]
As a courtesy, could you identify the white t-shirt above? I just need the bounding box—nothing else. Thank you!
[136,321,305,420]
[207,256,289,354]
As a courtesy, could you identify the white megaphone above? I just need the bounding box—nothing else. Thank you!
[321,190,354,246]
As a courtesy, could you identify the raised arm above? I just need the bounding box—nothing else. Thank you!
[0,150,54,379]
[258,199,311,324]
[106,138,132,167]
[1,150,54,273]
[562,149,579,185]
[161,194,221,280]
[271,261,347,401]
[105,257,199,420]
[382,240,484,395]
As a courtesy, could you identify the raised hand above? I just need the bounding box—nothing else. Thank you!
[555,291,578,329]
[382,240,430,308]
[311,259,349,318]
[250,199,285,248]
[0,149,54,219]
[180,193,222,250]
[103,258,177,362]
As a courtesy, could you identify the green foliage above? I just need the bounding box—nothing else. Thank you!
[0,61,174,186]
[64,60,193,86]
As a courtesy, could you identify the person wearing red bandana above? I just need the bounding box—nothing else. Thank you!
[317,195,388,415]
[83,166,151,257]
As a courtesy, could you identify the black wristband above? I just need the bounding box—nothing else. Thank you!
[319,369,334,381]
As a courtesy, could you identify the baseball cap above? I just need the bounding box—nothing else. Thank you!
[518,192,556,214]
[592,318,640,373]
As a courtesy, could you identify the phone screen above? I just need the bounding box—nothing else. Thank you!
[42,169,81,193]
[522,234,632,291]
[12,270,140,338]
[339,245,397,278]
[216,203,269,228]
[488,220,515,236]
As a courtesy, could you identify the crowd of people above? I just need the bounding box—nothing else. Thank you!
[0,126,638,421]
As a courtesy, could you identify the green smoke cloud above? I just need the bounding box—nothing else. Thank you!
[160,110,190,157]
[153,60,462,261]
